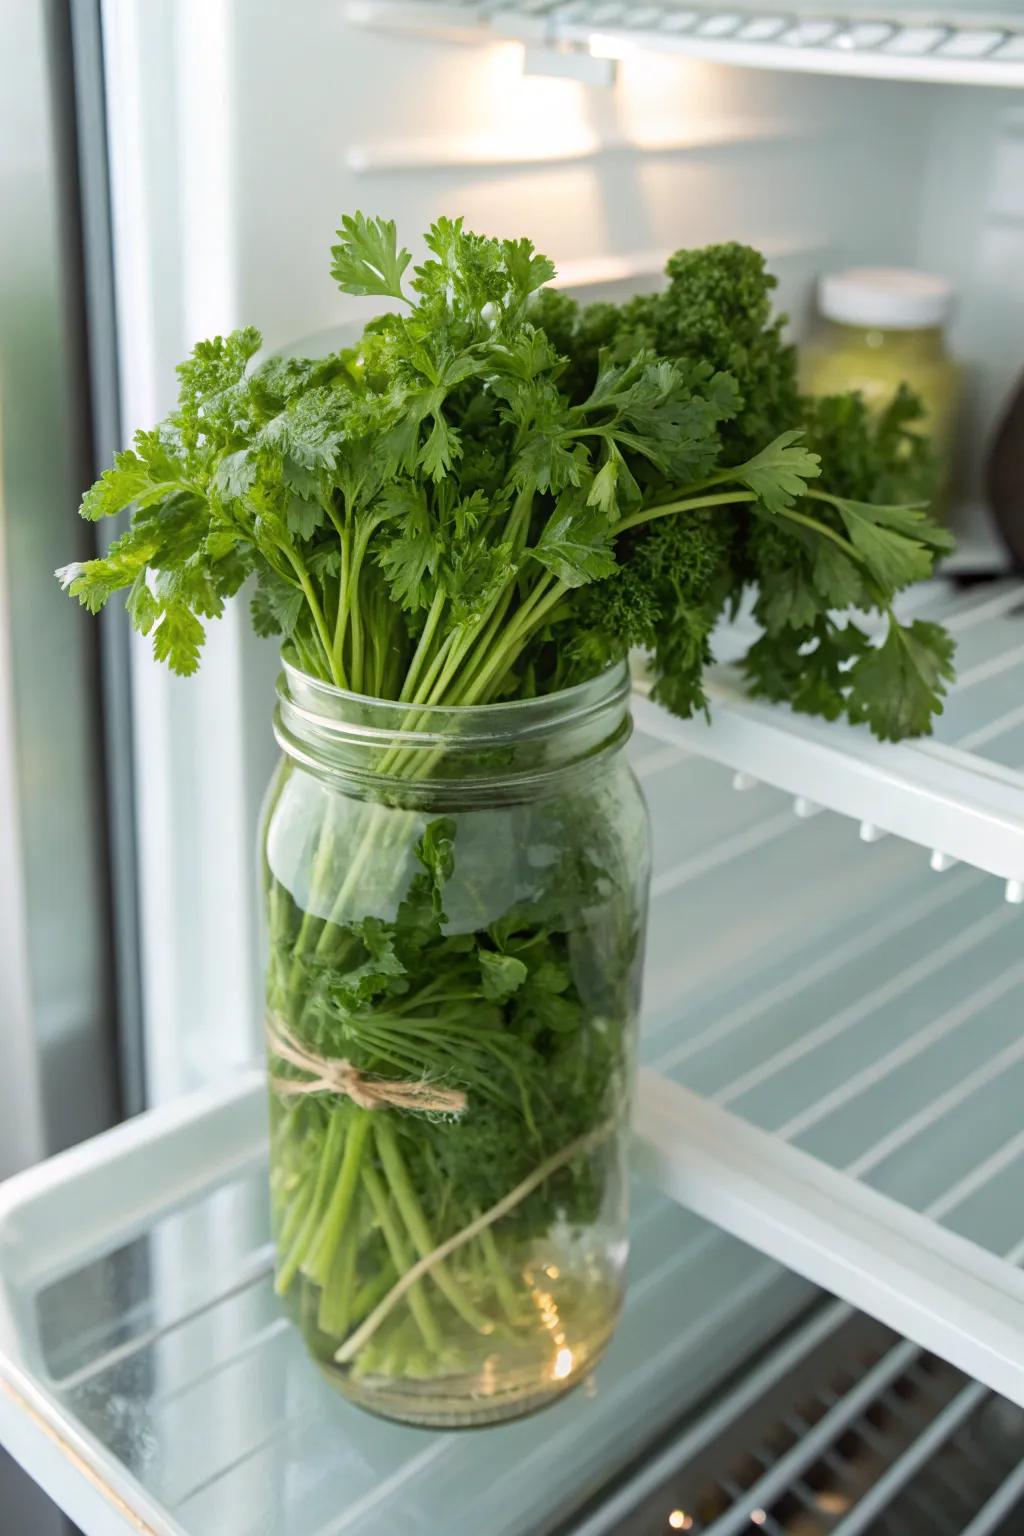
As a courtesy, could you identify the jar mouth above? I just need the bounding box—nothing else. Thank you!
[274,658,633,790]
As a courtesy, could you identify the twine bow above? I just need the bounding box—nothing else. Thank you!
[265,1014,467,1115]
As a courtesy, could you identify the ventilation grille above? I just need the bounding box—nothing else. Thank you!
[593,1313,1024,1536]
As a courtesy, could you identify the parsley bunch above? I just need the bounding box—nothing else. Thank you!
[60,214,954,740]
[57,216,961,1400]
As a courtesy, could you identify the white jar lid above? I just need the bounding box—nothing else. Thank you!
[819,267,955,330]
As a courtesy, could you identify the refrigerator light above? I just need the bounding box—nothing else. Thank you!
[523,41,617,84]
[588,30,639,60]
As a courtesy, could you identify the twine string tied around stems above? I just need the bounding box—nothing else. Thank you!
[265,1014,468,1115]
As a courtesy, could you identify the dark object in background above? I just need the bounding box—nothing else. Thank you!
[986,370,1024,569]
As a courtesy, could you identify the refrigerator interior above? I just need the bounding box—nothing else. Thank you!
[99,0,1024,1100]
[2,2,1022,1530]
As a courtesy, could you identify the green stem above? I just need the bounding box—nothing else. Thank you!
[304,1109,372,1286]
[374,1118,494,1335]
[347,519,377,693]
[445,577,536,703]
[456,578,567,707]
[775,500,866,560]
[613,489,756,536]
[333,522,351,671]
[351,1259,398,1326]
[478,1221,522,1326]
[400,586,447,703]
[414,628,459,705]
[281,544,343,688]
[275,1106,346,1295]
[361,1163,443,1354]
[286,796,339,989]
[277,1181,313,1252]
[318,1196,362,1337]
[335,1119,614,1368]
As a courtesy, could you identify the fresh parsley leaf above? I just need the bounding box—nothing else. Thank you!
[532,497,617,587]
[501,237,557,302]
[251,566,303,638]
[848,617,956,740]
[819,493,954,593]
[285,494,323,541]
[732,431,821,514]
[479,949,529,1003]
[151,601,205,676]
[420,414,461,482]
[330,213,411,302]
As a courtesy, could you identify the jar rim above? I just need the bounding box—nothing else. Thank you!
[279,655,631,734]
[274,656,633,789]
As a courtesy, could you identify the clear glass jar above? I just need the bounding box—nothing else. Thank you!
[260,659,650,1428]
[802,321,958,446]
[801,267,959,512]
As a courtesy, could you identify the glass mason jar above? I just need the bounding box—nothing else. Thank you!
[260,658,650,1428]
[800,267,959,515]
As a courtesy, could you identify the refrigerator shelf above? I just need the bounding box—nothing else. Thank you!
[345,0,1024,88]
[2,1048,1023,1536]
[0,1073,811,1536]
[3,618,1024,1536]
[2,791,1024,1535]
[632,579,1024,900]
[574,1307,1024,1534]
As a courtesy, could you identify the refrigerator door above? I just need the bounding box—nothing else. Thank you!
[0,0,123,1525]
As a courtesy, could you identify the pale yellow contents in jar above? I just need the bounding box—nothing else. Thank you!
[801,321,959,511]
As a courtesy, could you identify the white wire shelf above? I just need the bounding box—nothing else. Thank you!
[2,728,1024,1533]
[633,578,1024,902]
[633,720,1024,1401]
[345,0,1024,87]
[574,1305,1024,1534]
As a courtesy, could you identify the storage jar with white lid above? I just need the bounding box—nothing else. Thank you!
[801,266,959,511]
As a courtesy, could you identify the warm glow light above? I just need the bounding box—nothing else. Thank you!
[668,1513,693,1531]
[546,1265,561,1280]
[750,1513,767,1527]
[553,1346,575,1379]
